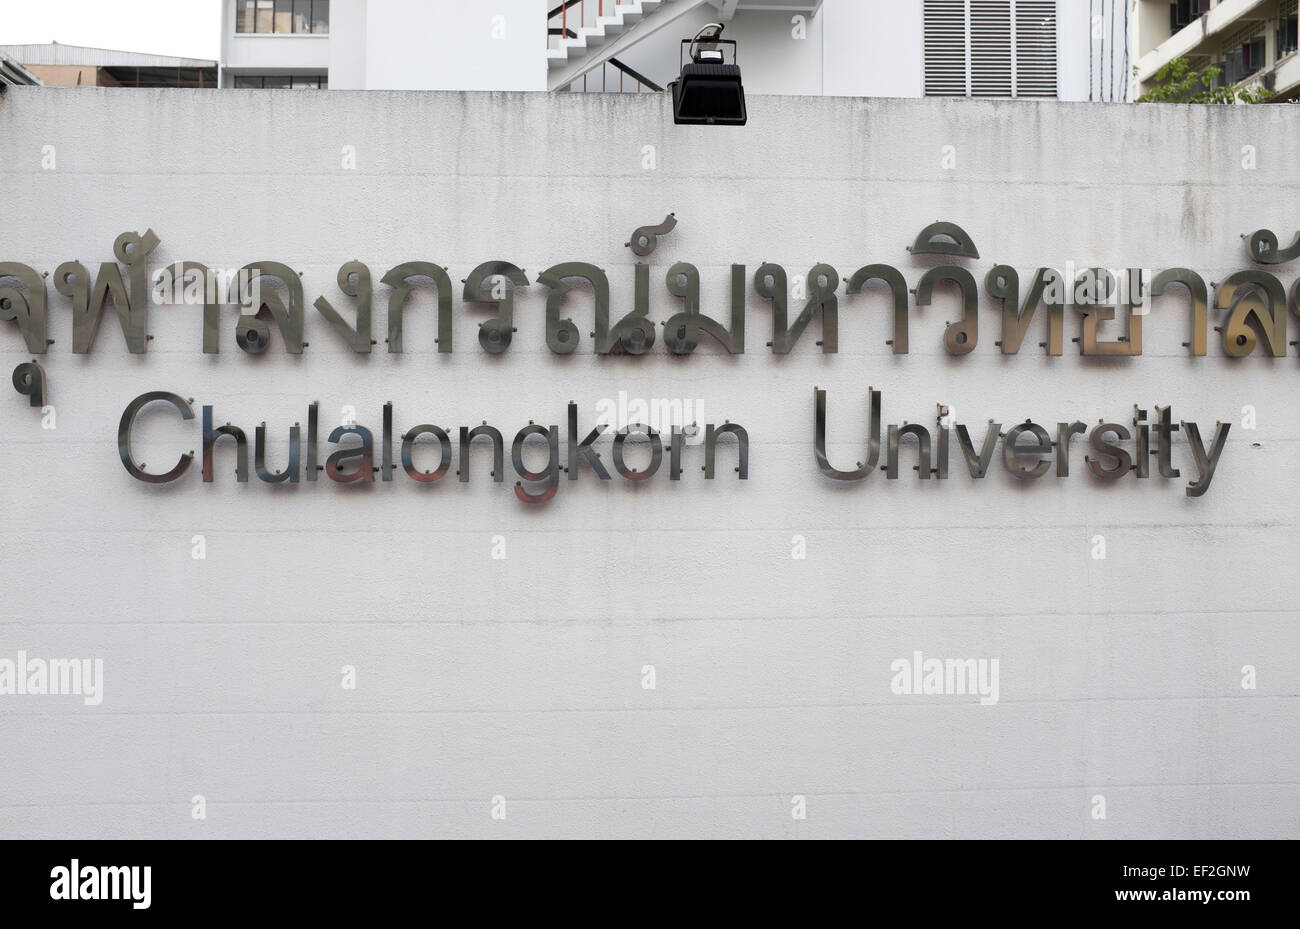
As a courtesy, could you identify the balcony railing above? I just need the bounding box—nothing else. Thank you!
[567,58,662,92]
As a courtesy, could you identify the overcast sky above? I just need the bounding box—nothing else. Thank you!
[0,0,221,60]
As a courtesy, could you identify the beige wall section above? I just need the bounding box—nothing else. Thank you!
[22,64,104,86]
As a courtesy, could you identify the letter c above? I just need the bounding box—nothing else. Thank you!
[118,391,195,483]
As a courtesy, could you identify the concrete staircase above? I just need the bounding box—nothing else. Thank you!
[546,1,666,70]
[546,0,712,91]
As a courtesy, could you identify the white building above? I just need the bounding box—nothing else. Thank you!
[221,0,331,87]
[219,0,1130,100]
[1133,0,1300,101]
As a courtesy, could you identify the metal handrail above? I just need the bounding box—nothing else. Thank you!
[548,1,663,93]
[548,1,633,51]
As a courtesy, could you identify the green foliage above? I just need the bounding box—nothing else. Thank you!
[1136,57,1272,104]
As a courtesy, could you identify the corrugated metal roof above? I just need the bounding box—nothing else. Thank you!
[0,43,215,69]
[0,54,42,85]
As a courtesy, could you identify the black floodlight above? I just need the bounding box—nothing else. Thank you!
[670,23,746,126]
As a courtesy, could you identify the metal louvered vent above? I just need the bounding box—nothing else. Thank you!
[971,1,1012,97]
[924,0,1058,99]
[924,0,968,96]
[1015,1,1058,97]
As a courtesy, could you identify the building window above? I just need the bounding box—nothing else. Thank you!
[924,0,1058,98]
[274,0,292,34]
[235,0,328,34]
[1169,0,1212,35]
[1280,1,1299,58]
[1219,18,1268,85]
[235,0,254,33]
[1224,35,1266,84]
[232,73,327,88]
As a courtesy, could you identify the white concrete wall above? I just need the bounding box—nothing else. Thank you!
[361,0,546,90]
[721,9,824,95]
[1058,0,1095,101]
[823,0,923,98]
[222,34,331,72]
[1134,0,1175,58]
[0,88,1297,838]
[328,0,369,90]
